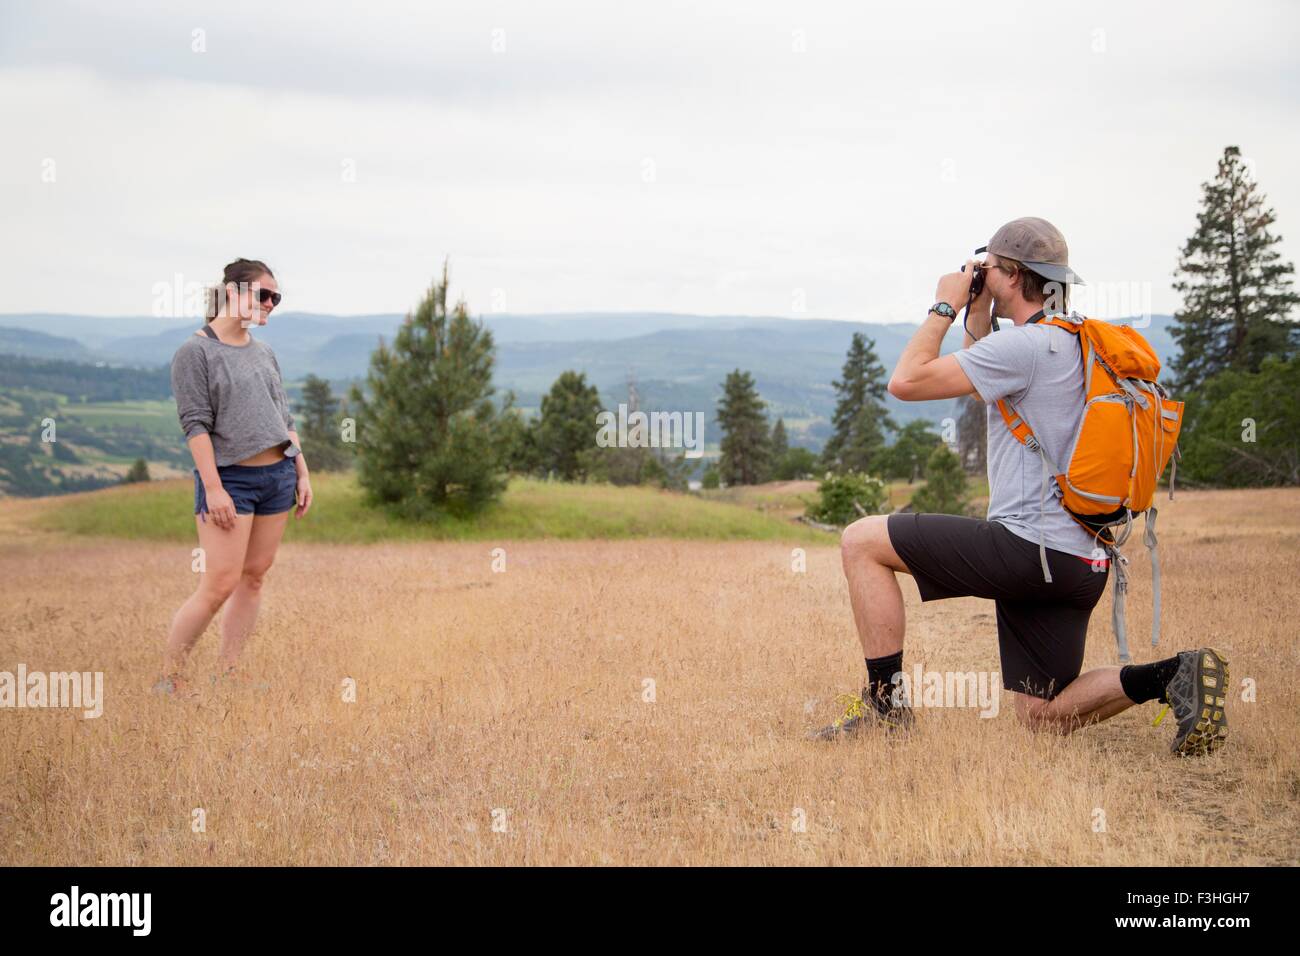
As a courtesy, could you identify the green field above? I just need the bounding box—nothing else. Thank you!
[33,473,836,544]
[60,398,180,437]
[0,389,189,495]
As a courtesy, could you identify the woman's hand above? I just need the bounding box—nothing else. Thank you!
[295,473,313,518]
[204,484,237,530]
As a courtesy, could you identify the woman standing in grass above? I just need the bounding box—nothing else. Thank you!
[155,258,313,694]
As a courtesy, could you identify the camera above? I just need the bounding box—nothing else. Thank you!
[962,260,986,299]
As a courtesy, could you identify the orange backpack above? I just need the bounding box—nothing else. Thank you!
[995,313,1184,662]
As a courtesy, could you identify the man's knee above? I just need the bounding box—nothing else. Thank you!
[1012,691,1081,735]
[1012,690,1052,728]
[843,515,909,574]
[841,515,889,561]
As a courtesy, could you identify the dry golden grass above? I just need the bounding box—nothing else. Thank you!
[1,488,1297,865]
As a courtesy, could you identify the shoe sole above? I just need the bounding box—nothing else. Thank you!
[1172,648,1229,757]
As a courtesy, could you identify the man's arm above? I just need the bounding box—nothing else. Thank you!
[888,263,981,402]
[888,315,977,401]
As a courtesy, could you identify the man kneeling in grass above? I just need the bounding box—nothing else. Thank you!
[813,218,1228,756]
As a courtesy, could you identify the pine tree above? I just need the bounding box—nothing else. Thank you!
[350,261,506,517]
[768,417,790,481]
[771,418,789,461]
[581,373,651,485]
[886,419,941,483]
[298,374,352,471]
[716,369,771,486]
[1171,146,1300,395]
[910,443,970,516]
[822,333,894,474]
[957,394,987,474]
[536,370,603,481]
[123,458,150,483]
[1179,355,1300,487]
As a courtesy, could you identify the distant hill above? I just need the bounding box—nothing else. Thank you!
[0,310,1180,450]
[0,326,100,363]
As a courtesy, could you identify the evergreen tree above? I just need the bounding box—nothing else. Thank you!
[771,418,789,462]
[716,369,771,486]
[822,333,894,474]
[1171,145,1300,395]
[1179,355,1300,487]
[123,458,150,483]
[910,443,971,516]
[536,370,603,481]
[298,374,352,471]
[350,261,506,517]
[771,446,817,481]
[885,419,941,483]
[580,373,652,485]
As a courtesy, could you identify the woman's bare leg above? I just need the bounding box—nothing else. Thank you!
[218,511,289,671]
[162,515,253,677]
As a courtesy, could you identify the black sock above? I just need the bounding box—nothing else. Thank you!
[865,651,904,713]
[1119,655,1182,704]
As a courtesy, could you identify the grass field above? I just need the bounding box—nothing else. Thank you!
[1,483,1297,865]
[701,477,991,518]
[31,474,834,544]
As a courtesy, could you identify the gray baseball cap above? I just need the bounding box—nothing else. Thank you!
[977,216,1085,285]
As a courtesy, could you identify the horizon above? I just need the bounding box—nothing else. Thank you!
[0,307,1175,325]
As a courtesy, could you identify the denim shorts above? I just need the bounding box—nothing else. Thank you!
[194,458,298,519]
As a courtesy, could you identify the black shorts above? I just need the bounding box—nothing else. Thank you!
[886,512,1110,701]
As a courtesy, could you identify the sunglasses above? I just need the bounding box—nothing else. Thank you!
[255,287,282,307]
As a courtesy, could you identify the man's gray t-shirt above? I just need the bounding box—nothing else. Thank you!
[952,320,1097,559]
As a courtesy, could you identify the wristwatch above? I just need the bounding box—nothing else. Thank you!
[928,302,958,321]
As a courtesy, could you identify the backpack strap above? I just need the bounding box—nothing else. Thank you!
[1144,506,1161,651]
[996,399,1062,585]
[1107,512,1134,663]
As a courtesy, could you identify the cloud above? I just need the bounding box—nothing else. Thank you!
[1,0,1297,320]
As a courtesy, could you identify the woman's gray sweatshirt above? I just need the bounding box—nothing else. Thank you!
[170,332,299,467]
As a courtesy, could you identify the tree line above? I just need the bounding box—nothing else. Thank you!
[277,143,1298,519]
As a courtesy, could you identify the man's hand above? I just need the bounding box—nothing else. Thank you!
[935,258,979,312]
[887,261,980,402]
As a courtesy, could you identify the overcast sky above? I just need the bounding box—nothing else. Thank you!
[1,0,1297,323]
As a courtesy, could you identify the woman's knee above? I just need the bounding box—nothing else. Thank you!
[197,572,240,610]
[240,558,275,589]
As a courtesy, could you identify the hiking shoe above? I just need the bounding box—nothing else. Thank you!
[1163,648,1229,757]
[808,688,915,741]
